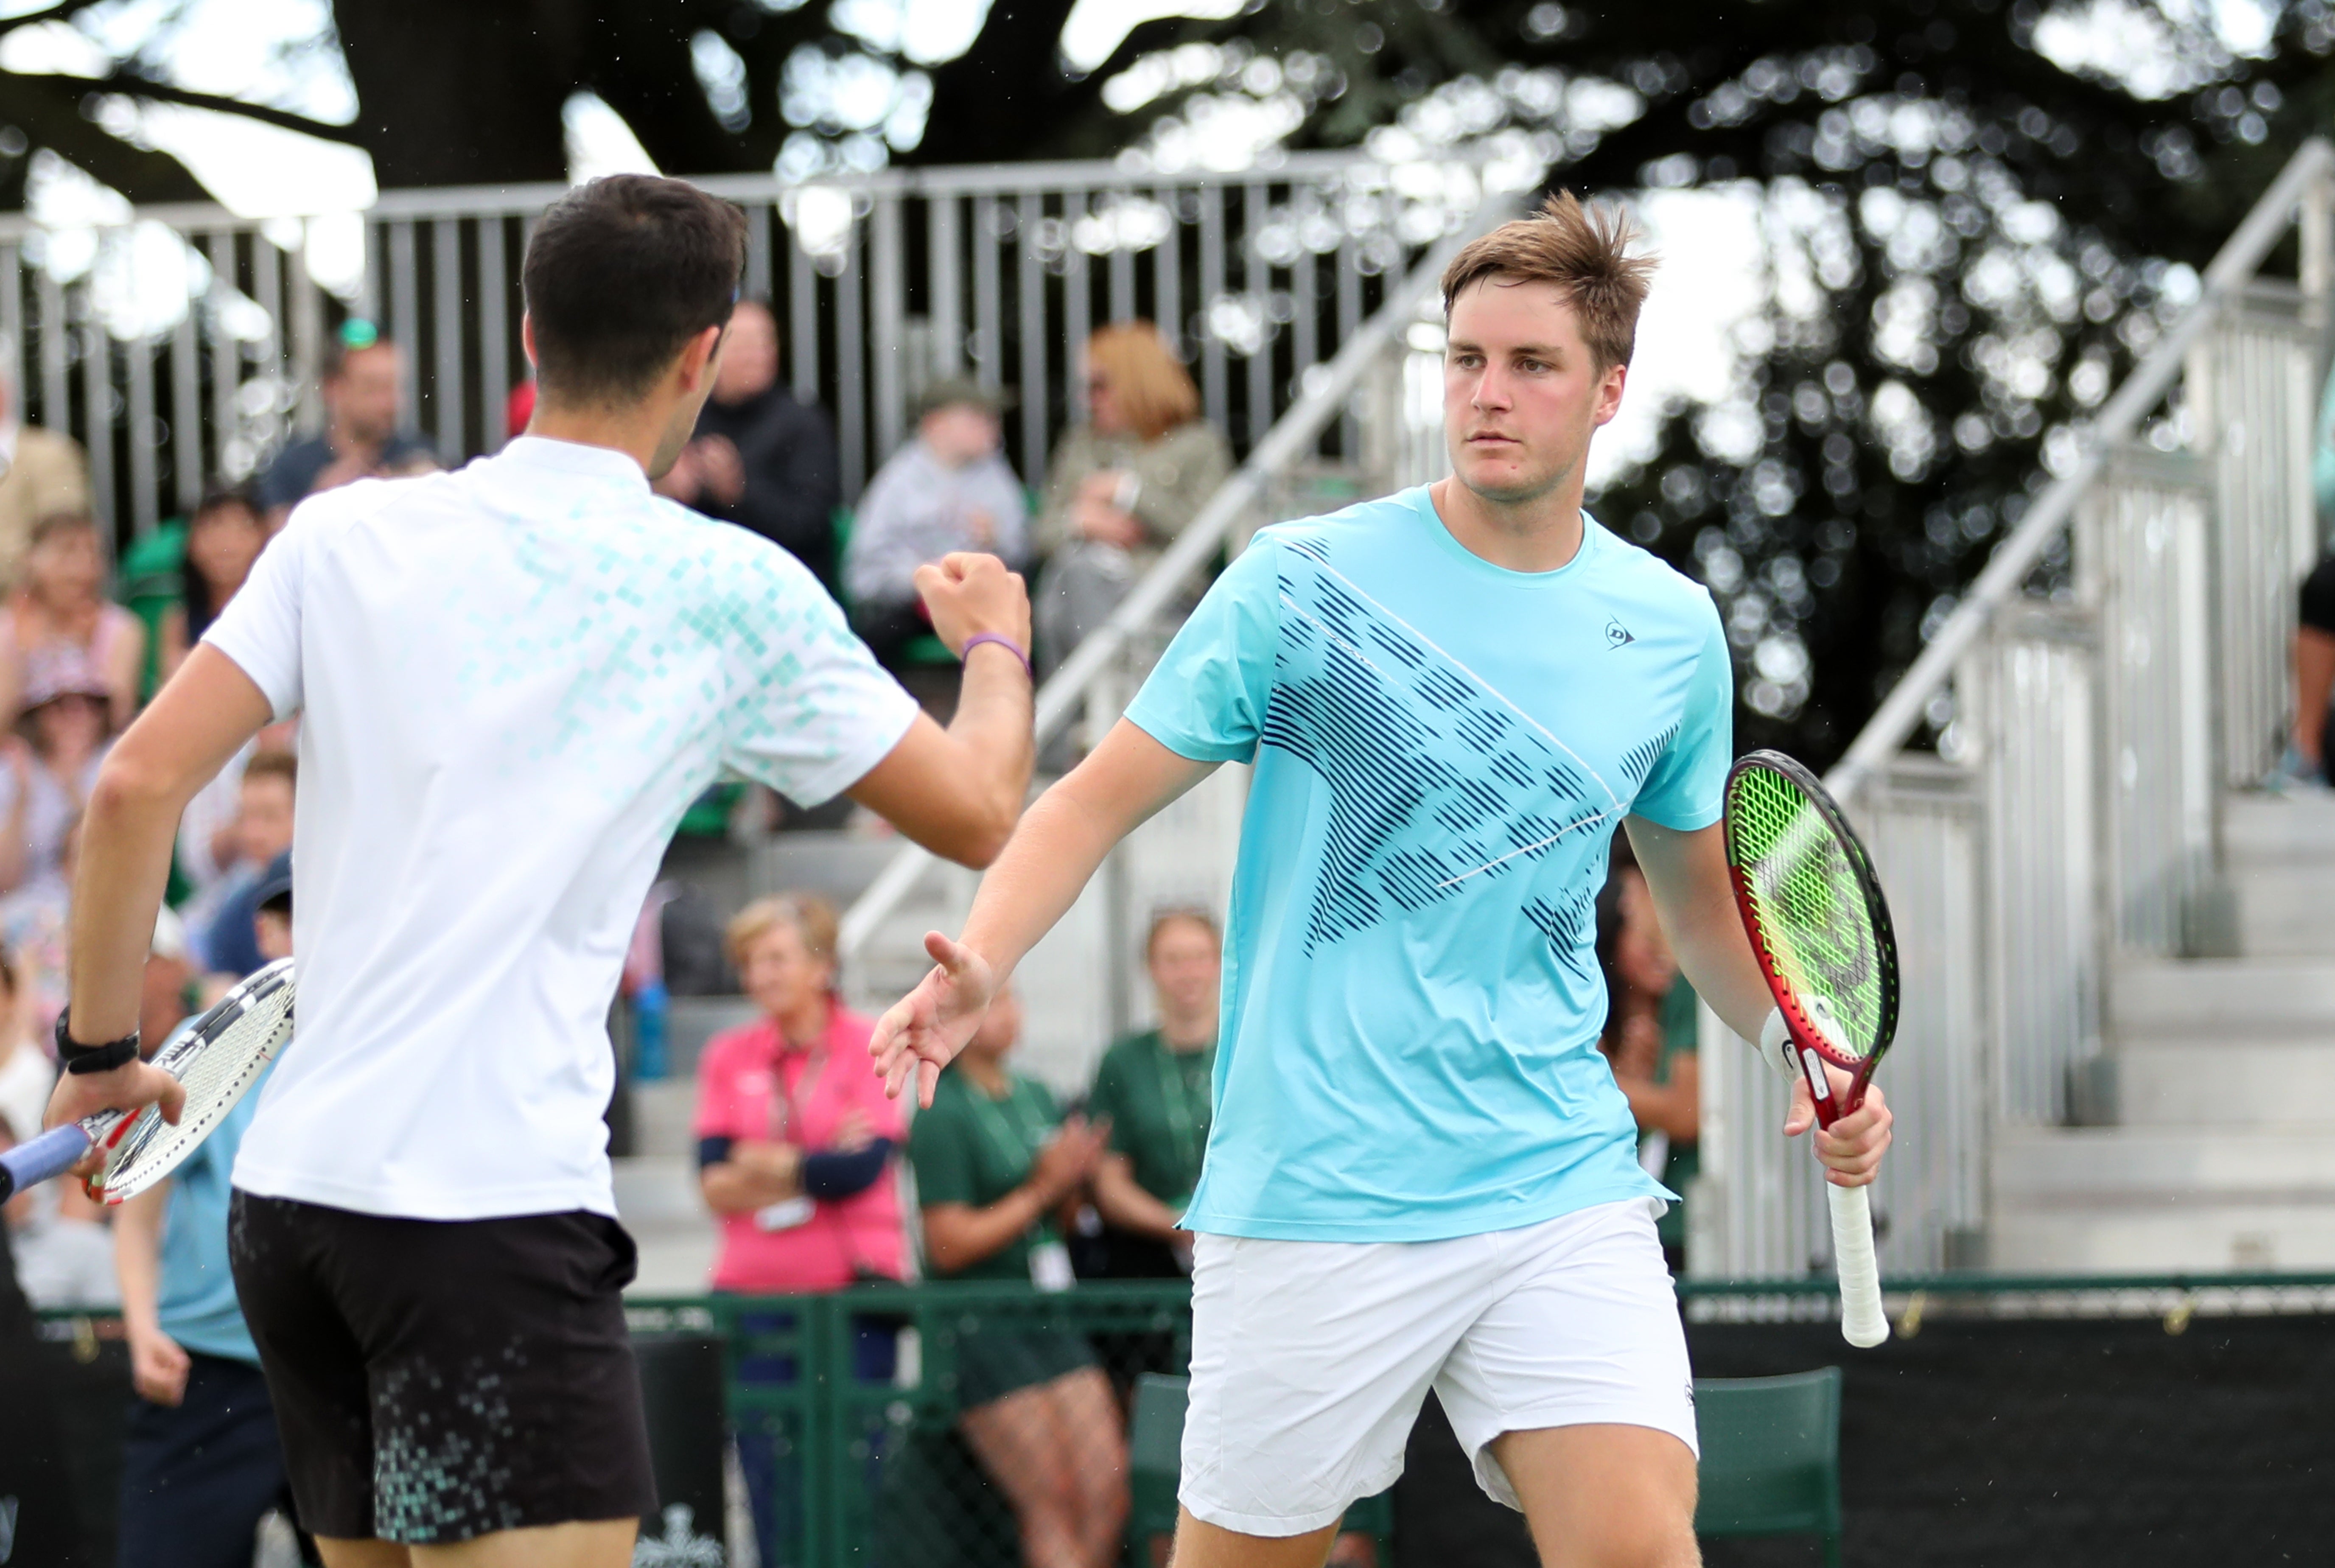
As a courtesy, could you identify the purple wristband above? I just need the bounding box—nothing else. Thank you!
[960,632,1033,679]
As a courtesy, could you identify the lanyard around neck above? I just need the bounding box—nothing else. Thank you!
[1152,1035,1212,1181]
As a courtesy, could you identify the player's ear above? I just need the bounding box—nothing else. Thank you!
[678,322,726,392]
[1592,359,1627,428]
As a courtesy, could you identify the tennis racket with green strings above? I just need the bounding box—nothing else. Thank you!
[1724,751,1899,1348]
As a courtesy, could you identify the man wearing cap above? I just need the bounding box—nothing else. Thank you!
[845,378,1031,685]
[115,886,302,1567]
[255,322,435,530]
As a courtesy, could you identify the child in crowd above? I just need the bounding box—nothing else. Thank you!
[183,751,294,977]
[115,861,311,1566]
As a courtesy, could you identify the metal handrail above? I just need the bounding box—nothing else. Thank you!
[1828,134,2335,799]
[834,185,1526,961]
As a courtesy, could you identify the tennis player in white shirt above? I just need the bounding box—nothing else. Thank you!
[48,174,1037,1568]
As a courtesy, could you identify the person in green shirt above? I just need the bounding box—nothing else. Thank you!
[1087,908,1219,1277]
[1599,854,1700,1268]
[907,986,1127,1568]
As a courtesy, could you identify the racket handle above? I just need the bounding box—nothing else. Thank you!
[1828,1181,1890,1348]
[0,1123,94,1204]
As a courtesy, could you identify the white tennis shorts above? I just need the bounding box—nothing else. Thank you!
[1179,1198,1697,1537]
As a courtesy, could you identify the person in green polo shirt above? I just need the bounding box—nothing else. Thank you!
[1087,908,1220,1277]
[1600,852,1700,1269]
[908,985,1126,1568]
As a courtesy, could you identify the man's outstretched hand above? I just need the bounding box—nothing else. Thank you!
[1781,1065,1892,1189]
[869,931,999,1108]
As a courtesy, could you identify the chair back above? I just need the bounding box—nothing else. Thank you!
[1693,1368,1845,1541]
[1129,1372,1192,1539]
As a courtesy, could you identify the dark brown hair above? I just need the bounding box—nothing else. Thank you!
[523,175,748,407]
[1439,192,1657,371]
[244,750,297,789]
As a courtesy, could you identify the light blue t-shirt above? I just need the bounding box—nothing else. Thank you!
[1123,487,1733,1242]
[157,1058,273,1363]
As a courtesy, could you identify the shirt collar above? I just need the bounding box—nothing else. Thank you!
[493,435,651,490]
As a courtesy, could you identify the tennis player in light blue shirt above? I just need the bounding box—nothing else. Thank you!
[874,193,1895,1568]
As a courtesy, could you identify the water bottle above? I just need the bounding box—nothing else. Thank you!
[633,977,669,1083]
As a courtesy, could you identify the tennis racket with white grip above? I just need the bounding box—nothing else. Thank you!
[0,958,295,1206]
[1723,753,1898,1349]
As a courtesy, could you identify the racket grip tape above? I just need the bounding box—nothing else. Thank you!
[0,1123,94,1204]
[1828,1180,1890,1348]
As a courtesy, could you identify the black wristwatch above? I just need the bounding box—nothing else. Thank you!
[56,1008,140,1075]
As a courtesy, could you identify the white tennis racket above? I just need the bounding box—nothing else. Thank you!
[0,958,295,1206]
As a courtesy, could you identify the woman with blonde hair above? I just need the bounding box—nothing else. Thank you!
[692,892,910,1561]
[1035,321,1231,671]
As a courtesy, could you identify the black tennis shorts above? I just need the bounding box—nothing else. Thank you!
[227,1191,657,1545]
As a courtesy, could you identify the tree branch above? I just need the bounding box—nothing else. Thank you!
[0,2,92,41]
[90,70,368,146]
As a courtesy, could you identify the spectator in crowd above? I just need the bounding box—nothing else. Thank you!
[254,319,434,528]
[0,339,92,595]
[114,869,303,1567]
[845,379,1032,680]
[1086,909,1218,1279]
[695,894,908,1562]
[0,648,113,896]
[148,485,292,906]
[1596,848,1699,1269]
[182,752,294,978]
[696,893,908,1289]
[909,985,1127,1568]
[0,510,145,731]
[0,944,45,1148]
[1033,322,1231,673]
[158,483,268,684]
[656,298,844,593]
[0,916,196,1311]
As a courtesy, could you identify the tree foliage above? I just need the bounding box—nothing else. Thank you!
[1,0,2331,761]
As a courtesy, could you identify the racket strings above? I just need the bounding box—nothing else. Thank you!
[1726,767,1887,1058]
[102,984,295,1198]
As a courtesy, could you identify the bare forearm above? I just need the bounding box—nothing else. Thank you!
[922,1187,1052,1272]
[1617,1071,1699,1141]
[958,783,1127,980]
[113,1188,167,1334]
[69,774,186,1043]
[2299,628,2335,761]
[700,1140,804,1214]
[947,644,1036,825]
[1627,817,1775,1044]
[1092,1156,1182,1240]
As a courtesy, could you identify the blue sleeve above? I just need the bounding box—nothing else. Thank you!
[1122,535,1282,763]
[697,1136,736,1170]
[1630,593,1733,831]
[801,1138,894,1200]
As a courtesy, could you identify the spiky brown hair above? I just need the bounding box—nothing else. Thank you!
[1439,192,1658,371]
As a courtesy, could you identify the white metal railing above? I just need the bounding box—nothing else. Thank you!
[0,152,1499,549]
[834,188,1515,969]
[1694,137,2335,1281]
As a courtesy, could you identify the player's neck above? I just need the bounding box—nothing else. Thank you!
[1427,476,1586,574]
[526,403,674,479]
[776,996,830,1051]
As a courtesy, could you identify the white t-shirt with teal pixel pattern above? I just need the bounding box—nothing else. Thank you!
[207,436,918,1221]
[1123,487,1733,1243]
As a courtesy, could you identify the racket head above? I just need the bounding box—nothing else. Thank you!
[94,958,295,1204]
[1723,751,1899,1075]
